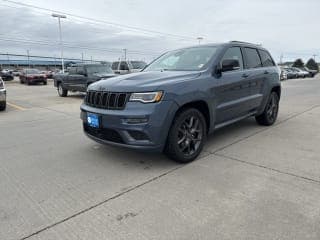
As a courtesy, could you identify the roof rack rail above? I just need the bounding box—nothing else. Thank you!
[229,40,261,46]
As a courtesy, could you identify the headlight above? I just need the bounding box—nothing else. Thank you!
[129,91,163,103]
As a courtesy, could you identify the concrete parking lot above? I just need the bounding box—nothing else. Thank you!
[1,76,320,240]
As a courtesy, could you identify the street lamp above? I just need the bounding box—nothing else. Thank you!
[52,13,67,73]
[197,37,204,45]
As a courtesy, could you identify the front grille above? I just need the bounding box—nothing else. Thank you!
[85,91,129,110]
[84,124,124,143]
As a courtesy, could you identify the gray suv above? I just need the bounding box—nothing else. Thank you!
[80,41,281,163]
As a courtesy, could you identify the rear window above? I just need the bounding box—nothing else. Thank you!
[243,48,262,69]
[258,50,275,67]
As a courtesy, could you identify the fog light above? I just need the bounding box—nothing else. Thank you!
[123,118,148,124]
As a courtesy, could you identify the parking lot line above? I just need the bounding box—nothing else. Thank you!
[7,102,28,111]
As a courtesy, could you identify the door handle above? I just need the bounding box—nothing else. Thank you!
[242,73,249,78]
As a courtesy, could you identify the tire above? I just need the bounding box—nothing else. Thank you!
[43,81,47,85]
[0,101,6,111]
[20,78,24,84]
[27,80,31,85]
[57,83,68,97]
[255,92,279,126]
[165,108,207,163]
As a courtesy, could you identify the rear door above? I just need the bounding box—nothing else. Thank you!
[242,47,266,111]
[215,46,252,123]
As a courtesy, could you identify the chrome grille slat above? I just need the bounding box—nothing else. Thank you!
[85,91,129,110]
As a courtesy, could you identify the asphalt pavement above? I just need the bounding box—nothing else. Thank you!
[0,76,320,240]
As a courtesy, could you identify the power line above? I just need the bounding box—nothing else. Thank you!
[2,0,198,41]
[0,36,162,56]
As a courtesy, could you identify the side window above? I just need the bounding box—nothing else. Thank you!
[243,48,262,69]
[112,62,119,70]
[120,62,129,71]
[76,66,85,75]
[258,50,275,67]
[221,47,244,70]
[68,67,77,74]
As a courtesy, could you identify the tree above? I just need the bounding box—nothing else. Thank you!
[292,58,304,68]
[306,58,319,72]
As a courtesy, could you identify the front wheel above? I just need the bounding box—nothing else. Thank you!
[57,83,68,97]
[255,92,279,126]
[165,108,207,163]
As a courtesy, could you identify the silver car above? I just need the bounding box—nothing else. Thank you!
[0,77,6,111]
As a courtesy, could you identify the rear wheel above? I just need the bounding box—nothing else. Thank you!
[43,81,47,85]
[165,108,207,163]
[0,101,6,111]
[57,83,68,97]
[255,92,279,126]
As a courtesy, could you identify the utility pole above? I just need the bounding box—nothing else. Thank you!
[52,13,67,73]
[6,53,10,68]
[27,50,30,68]
[90,56,93,63]
[81,52,84,63]
[123,48,127,61]
[197,37,204,45]
[312,54,317,61]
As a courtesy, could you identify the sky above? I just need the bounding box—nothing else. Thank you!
[0,0,319,63]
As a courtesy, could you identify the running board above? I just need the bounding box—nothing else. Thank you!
[214,111,257,130]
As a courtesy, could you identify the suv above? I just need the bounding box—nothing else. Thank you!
[53,64,115,97]
[80,41,281,163]
[112,60,147,75]
[0,77,6,111]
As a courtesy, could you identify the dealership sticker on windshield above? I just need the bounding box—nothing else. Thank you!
[87,113,100,128]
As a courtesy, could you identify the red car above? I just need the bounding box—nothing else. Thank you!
[20,69,47,85]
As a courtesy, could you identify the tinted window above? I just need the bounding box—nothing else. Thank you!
[120,62,129,71]
[86,65,113,75]
[258,50,275,67]
[112,62,119,70]
[221,47,244,70]
[244,48,262,69]
[68,67,77,74]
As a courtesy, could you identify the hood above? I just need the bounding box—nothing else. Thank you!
[89,70,201,92]
[92,73,116,78]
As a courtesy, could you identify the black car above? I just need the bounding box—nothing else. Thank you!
[54,63,115,97]
[0,77,6,111]
[81,41,281,163]
[0,70,14,81]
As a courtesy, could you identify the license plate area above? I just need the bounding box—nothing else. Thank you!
[87,113,100,128]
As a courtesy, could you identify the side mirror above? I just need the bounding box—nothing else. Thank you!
[221,59,240,72]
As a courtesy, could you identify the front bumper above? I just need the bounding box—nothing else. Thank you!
[0,89,6,102]
[80,100,178,152]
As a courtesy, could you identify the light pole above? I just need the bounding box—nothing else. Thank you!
[123,48,127,61]
[197,37,204,45]
[27,50,30,68]
[52,13,67,73]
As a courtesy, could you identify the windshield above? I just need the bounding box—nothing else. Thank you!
[86,65,113,75]
[131,61,146,69]
[26,69,40,74]
[144,46,218,71]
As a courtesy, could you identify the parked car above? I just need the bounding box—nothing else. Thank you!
[80,41,281,163]
[53,63,115,97]
[112,60,147,75]
[283,68,298,79]
[0,77,6,111]
[291,67,309,78]
[0,69,14,81]
[41,71,53,79]
[280,69,287,81]
[300,67,317,78]
[12,69,21,77]
[20,69,47,85]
